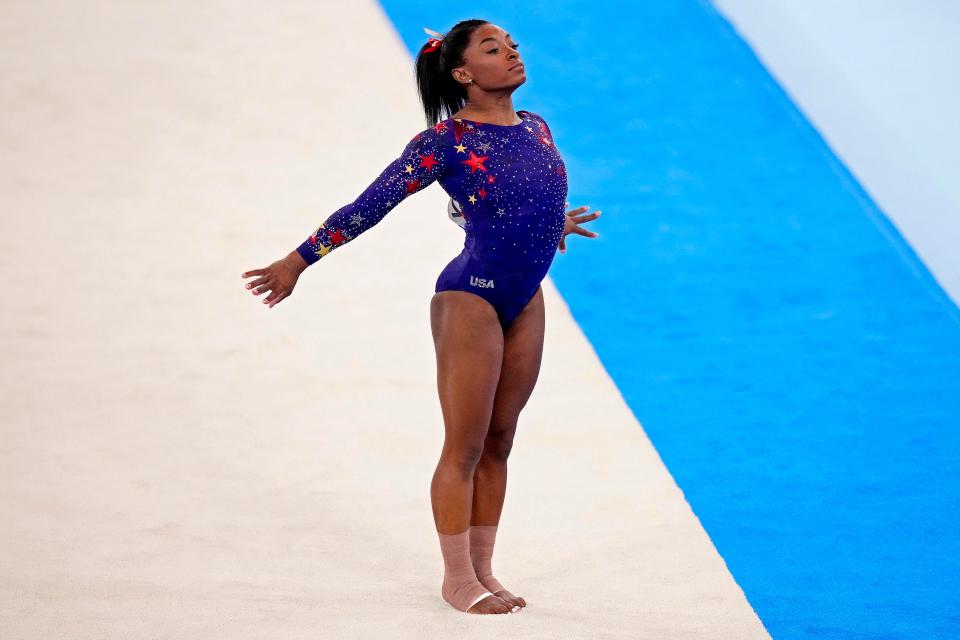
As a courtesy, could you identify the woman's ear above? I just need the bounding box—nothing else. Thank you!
[451,67,469,85]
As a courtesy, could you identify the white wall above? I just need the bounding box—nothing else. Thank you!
[712,0,960,307]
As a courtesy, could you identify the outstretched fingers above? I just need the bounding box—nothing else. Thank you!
[572,211,600,225]
[244,274,269,291]
[559,203,602,250]
[572,215,600,237]
[242,256,303,309]
[242,266,280,307]
[263,288,288,307]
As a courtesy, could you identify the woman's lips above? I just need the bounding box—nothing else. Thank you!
[509,62,525,71]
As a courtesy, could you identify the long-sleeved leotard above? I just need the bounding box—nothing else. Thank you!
[295,110,568,329]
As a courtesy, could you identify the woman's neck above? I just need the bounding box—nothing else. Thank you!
[455,99,520,126]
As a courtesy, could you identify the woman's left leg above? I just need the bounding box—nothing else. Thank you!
[470,286,545,608]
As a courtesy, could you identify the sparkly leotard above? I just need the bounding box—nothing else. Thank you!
[295,109,568,329]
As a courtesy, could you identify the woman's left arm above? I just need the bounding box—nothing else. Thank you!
[558,201,601,254]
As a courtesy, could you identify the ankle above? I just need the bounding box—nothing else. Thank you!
[469,524,506,593]
[438,528,493,612]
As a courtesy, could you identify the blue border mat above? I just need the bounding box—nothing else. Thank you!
[381,2,960,637]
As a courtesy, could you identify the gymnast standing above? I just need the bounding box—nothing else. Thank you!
[241,19,600,615]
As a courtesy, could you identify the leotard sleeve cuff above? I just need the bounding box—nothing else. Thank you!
[295,241,320,266]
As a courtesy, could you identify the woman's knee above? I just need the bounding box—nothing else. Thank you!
[441,440,487,477]
[481,424,517,463]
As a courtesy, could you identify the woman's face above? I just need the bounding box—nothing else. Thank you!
[453,24,525,91]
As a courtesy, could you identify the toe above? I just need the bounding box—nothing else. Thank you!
[503,593,522,607]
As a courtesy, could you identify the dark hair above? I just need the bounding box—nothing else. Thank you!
[415,19,489,128]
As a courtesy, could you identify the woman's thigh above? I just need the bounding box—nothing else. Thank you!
[430,290,505,456]
[487,286,545,441]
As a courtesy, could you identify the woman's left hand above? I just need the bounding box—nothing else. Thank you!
[558,201,601,254]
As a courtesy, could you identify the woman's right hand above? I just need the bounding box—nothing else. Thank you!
[242,251,308,308]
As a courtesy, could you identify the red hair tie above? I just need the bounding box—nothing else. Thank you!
[423,27,444,53]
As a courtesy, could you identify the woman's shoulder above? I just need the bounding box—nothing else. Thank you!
[519,109,544,123]
[406,119,455,146]
[399,120,456,170]
[395,126,448,171]
[519,110,554,138]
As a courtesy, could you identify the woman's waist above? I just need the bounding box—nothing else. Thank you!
[467,230,560,264]
[457,244,554,279]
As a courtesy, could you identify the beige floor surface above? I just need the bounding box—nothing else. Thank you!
[0,2,769,638]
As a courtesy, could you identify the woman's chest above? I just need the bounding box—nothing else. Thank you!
[444,131,567,199]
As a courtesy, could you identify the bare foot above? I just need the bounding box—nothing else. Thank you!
[492,588,526,609]
[467,593,517,614]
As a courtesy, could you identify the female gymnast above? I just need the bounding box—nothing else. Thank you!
[241,19,600,615]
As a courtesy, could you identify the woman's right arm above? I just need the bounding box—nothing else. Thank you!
[242,123,450,308]
[295,123,450,266]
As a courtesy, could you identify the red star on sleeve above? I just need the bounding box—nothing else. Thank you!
[461,151,489,174]
[419,152,439,170]
[328,228,348,245]
[405,178,421,193]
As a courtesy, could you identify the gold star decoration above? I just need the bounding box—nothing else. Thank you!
[468,194,477,204]
[314,243,333,258]
[404,164,415,174]
[454,143,467,154]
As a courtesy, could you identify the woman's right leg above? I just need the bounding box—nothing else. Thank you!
[429,290,513,615]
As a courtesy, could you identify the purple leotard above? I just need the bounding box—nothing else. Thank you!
[295,109,568,329]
